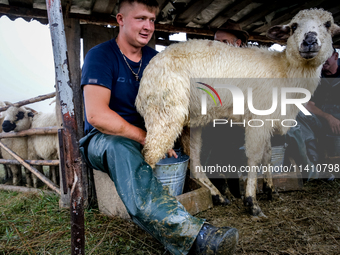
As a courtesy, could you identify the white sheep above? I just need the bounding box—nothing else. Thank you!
[27,110,59,187]
[1,105,34,186]
[1,105,59,188]
[0,101,12,181]
[136,9,340,217]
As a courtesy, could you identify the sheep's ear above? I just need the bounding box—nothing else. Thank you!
[331,23,340,37]
[28,112,35,118]
[266,25,291,43]
[4,101,12,106]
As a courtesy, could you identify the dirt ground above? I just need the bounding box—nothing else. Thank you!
[1,164,339,254]
[195,179,340,255]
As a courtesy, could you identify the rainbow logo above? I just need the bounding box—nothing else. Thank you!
[196,82,222,106]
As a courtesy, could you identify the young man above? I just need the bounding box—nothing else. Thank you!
[214,19,249,47]
[79,0,238,254]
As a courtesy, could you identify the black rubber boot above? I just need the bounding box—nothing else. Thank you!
[189,223,239,255]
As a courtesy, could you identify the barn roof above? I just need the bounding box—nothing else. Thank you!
[0,0,339,46]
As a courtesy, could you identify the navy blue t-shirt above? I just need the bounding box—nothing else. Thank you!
[81,39,158,135]
[311,65,340,108]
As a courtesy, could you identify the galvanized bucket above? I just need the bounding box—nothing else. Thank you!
[154,149,189,197]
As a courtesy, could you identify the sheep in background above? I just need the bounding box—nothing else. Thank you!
[1,105,59,188]
[1,105,34,186]
[136,9,340,217]
[0,101,12,182]
[27,109,59,187]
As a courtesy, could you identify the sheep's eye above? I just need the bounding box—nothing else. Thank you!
[16,111,24,121]
[291,23,298,32]
[325,21,331,29]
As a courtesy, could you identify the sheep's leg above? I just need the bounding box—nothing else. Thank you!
[11,165,22,186]
[4,164,12,180]
[262,138,275,200]
[49,166,58,185]
[32,165,44,188]
[189,126,230,205]
[24,168,33,187]
[244,126,270,217]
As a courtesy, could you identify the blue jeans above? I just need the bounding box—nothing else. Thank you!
[79,128,204,255]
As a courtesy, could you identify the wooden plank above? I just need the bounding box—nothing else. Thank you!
[238,0,282,28]
[253,0,327,34]
[8,0,33,8]
[175,0,214,25]
[0,92,56,113]
[0,127,58,139]
[239,171,304,196]
[64,17,91,208]
[92,0,117,14]
[0,159,59,165]
[176,178,213,215]
[208,0,253,29]
[0,184,56,195]
[46,0,85,253]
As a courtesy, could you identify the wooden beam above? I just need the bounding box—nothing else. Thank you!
[208,0,253,28]
[0,159,59,165]
[0,184,56,195]
[92,0,117,14]
[238,0,282,29]
[0,127,59,139]
[175,0,214,25]
[0,92,55,113]
[252,0,327,34]
[45,0,85,253]
[8,0,33,9]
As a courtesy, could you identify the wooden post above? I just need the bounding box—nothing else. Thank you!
[63,17,90,208]
[45,0,84,254]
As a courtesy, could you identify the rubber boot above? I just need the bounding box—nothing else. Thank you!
[189,223,239,255]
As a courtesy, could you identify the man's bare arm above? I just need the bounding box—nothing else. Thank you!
[306,101,340,135]
[83,85,146,145]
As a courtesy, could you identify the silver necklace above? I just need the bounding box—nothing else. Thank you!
[117,44,142,81]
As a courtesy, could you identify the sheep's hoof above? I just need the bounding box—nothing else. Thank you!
[212,195,230,206]
[244,196,266,217]
[263,183,273,200]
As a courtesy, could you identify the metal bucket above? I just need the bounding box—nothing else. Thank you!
[325,134,340,157]
[153,149,189,197]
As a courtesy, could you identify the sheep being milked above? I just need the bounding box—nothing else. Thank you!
[136,9,340,217]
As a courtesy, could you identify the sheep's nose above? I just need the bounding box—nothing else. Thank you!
[302,32,318,50]
[2,120,16,132]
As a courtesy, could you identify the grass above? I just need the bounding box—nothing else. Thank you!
[0,191,165,254]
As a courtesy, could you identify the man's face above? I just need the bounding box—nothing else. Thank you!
[214,30,242,47]
[322,51,338,72]
[118,2,156,47]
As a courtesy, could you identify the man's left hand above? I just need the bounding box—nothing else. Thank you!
[326,114,340,135]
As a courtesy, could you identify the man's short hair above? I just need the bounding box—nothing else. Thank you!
[118,0,159,13]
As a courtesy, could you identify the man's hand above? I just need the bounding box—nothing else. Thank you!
[326,114,340,135]
[167,149,178,159]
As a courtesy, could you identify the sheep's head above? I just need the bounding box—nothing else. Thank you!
[2,106,35,132]
[0,101,6,120]
[267,9,340,66]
